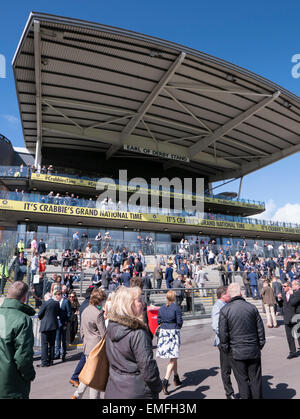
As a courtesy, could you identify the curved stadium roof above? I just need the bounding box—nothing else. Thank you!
[12,12,300,182]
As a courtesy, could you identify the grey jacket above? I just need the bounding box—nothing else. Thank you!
[105,314,162,399]
[80,304,106,355]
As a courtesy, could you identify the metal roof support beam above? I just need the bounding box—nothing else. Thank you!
[167,83,274,97]
[106,51,186,160]
[163,87,212,133]
[189,91,281,157]
[33,20,42,170]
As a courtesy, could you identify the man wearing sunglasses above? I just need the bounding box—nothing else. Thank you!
[278,280,300,359]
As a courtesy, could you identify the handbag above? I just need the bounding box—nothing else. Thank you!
[79,334,109,391]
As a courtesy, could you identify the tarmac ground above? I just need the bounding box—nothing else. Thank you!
[30,314,300,400]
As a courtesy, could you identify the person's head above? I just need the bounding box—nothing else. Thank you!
[292,279,300,292]
[216,286,230,303]
[89,288,107,307]
[44,292,52,301]
[283,281,292,292]
[54,291,62,301]
[56,275,62,283]
[84,286,94,299]
[130,276,143,289]
[166,290,176,307]
[7,281,28,303]
[108,286,144,320]
[263,280,270,288]
[227,283,242,299]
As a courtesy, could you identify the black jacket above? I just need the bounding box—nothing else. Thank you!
[278,290,300,324]
[38,242,46,254]
[219,296,265,360]
[38,299,60,332]
[105,314,161,399]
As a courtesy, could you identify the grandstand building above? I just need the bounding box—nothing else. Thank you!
[1,12,300,255]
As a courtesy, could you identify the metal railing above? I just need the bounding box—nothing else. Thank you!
[0,164,265,207]
[2,190,296,229]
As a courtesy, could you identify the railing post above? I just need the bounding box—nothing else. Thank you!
[80,270,84,298]
[191,287,195,316]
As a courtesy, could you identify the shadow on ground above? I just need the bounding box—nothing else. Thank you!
[166,367,219,399]
[263,375,296,399]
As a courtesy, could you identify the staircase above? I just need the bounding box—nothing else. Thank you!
[1,253,265,316]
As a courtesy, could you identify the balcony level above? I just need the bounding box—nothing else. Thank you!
[0,166,265,217]
[0,190,298,241]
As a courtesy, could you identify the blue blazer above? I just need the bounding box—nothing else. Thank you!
[58,299,72,327]
[157,303,183,330]
[165,267,173,282]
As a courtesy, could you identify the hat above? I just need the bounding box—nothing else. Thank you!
[84,286,94,298]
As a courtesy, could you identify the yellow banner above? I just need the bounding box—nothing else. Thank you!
[0,199,298,235]
[30,173,264,210]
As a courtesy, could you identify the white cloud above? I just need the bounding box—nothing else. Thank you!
[1,114,19,123]
[272,203,300,224]
[251,200,300,225]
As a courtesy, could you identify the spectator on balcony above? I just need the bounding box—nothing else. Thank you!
[40,165,47,174]
[53,193,61,205]
[47,165,54,175]
[70,193,77,206]
[47,191,54,204]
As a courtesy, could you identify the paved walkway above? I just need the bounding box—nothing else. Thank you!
[30,315,299,399]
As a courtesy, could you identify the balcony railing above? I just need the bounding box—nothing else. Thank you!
[0,165,265,208]
[0,190,298,230]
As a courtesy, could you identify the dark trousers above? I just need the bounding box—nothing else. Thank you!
[71,352,86,382]
[231,357,262,399]
[41,330,56,366]
[186,296,192,312]
[285,323,300,355]
[218,347,234,397]
[156,279,162,289]
[244,283,251,298]
[176,296,183,308]
[55,325,67,358]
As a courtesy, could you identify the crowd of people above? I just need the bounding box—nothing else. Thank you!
[2,233,300,400]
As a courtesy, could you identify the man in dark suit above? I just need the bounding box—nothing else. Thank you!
[37,239,46,255]
[278,280,300,359]
[54,290,71,362]
[14,252,28,282]
[37,292,60,367]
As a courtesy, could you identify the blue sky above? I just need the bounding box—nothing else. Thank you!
[1,0,300,220]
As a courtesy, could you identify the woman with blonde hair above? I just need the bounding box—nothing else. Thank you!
[105,286,161,399]
[156,290,183,395]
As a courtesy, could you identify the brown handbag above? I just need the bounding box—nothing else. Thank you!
[79,334,109,391]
